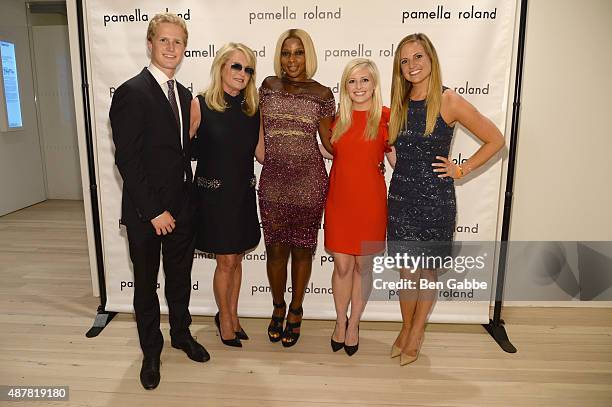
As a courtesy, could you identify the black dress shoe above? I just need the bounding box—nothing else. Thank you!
[235,327,249,340]
[214,312,242,347]
[344,341,359,356]
[140,356,160,390]
[331,317,348,352]
[331,337,344,352]
[171,336,211,362]
[344,324,360,357]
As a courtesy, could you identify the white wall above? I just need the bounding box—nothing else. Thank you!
[511,0,612,241]
[0,0,46,215]
[32,24,82,199]
[505,0,612,303]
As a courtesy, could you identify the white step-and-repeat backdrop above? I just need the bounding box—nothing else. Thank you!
[83,0,517,322]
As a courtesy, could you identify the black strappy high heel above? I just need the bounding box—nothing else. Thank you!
[267,301,286,343]
[281,306,303,348]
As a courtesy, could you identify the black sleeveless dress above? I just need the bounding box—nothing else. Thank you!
[387,90,456,258]
[193,92,261,254]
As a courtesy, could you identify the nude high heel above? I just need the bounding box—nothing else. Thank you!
[391,327,410,358]
[400,334,424,366]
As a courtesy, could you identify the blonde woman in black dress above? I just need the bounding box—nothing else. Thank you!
[189,43,261,347]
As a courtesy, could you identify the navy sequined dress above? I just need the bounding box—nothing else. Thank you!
[387,91,456,258]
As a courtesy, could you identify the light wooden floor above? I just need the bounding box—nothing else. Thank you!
[0,200,611,407]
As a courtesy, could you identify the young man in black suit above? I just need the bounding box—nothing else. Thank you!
[109,13,209,390]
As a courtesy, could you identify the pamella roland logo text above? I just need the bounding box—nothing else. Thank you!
[103,8,191,27]
[248,5,342,24]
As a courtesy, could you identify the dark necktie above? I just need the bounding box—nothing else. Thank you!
[167,80,180,131]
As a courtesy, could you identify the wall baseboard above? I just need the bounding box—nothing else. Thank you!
[503,301,612,308]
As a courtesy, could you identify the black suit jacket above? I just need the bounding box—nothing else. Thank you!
[110,68,193,228]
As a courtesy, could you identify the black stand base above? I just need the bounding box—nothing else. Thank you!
[482,319,517,353]
[85,305,117,338]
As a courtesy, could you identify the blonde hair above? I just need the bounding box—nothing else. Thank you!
[199,43,258,117]
[273,29,317,79]
[146,13,188,46]
[388,33,442,144]
[332,59,382,143]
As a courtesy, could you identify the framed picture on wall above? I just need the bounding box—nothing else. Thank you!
[0,40,24,131]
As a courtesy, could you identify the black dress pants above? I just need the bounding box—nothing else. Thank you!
[126,192,196,358]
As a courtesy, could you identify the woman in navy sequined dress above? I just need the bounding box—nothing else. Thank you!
[258,29,335,347]
[386,33,504,365]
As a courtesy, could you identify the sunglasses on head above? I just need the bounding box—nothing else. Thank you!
[230,63,255,75]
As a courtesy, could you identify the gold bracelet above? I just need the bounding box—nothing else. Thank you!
[456,165,464,179]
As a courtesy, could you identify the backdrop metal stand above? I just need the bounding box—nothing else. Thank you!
[481,0,528,353]
[75,0,117,338]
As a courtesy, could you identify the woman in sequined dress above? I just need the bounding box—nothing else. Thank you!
[387,33,504,365]
[189,43,261,348]
[258,29,335,347]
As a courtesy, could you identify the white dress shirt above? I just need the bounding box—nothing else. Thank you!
[147,63,184,149]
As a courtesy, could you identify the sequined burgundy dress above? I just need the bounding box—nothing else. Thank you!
[387,90,456,257]
[258,79,335,249]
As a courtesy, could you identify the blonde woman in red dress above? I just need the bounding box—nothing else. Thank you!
[324,58,391,356]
